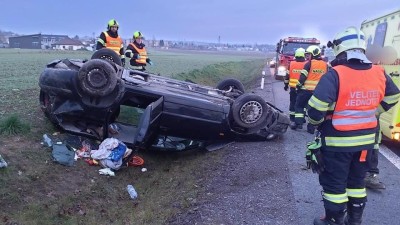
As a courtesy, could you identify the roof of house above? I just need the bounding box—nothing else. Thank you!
[53,38,83,46]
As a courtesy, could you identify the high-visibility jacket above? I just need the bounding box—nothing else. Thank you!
[304,60,327,90]
[289,61,307,88]
[129,43,148,65]
[104,32,123,54]
[332,65,386,131]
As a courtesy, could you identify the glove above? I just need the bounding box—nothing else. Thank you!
[134,54,141,59]
[284,84,289,91]
[305,138,324,174]
[148,60,153,66]
[121,58,125,67]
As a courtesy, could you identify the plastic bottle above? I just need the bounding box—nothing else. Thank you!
[0,154,8,168]
[43,134,53,147]
[126,184,138,199]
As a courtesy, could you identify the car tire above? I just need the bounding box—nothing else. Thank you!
[216,78,245,93]
[91,48,122,66]
[77,59,118,97]
[232,93,268,129]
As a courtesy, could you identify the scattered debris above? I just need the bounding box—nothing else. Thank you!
[127,184,138,199]
[99,168,115,176]
[0,154,8,168]
[52,143,75,166]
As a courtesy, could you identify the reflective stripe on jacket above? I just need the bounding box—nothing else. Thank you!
[304,60,327,90]
[129,43,148,64]
[289,61,307,87]
[104,32,123,54]
[331,65,386,131]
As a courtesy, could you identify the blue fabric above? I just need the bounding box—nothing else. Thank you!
[108,142,127,162]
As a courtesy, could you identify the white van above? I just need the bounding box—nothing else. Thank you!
[361,9,400,141]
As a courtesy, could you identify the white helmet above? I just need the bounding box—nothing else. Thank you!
[328,26,366,56]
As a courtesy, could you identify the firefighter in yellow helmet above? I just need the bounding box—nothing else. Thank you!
[125,31,153,70]
[96,19,125,66]
[292,45,328,133]
[308,26,400,225]
[284,48,307,123]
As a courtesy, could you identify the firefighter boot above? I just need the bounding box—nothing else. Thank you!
[314,209,345,225]
[365,172,386,189]
[344,198,366,225]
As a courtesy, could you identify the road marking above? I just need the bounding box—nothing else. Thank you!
[380,144,400,170]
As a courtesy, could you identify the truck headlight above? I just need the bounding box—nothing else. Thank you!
[278,66,286,72]
[394,132,400,140]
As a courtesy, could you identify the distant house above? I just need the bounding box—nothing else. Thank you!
[52,38,84,50]
[9,34,68,49]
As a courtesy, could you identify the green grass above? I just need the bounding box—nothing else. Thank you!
[0,114,31,135]
[0,48,267,225]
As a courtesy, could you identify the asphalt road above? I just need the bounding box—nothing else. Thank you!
[270,67,400,225]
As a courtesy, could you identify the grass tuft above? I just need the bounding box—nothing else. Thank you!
[0,114,31,135]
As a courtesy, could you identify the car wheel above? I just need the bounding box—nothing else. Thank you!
[77,59,118,97]
[232,93,268,129]
[91,48,122,66]
[216,78,245,93]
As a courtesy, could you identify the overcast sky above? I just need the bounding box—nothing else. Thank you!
[0,1,398,45]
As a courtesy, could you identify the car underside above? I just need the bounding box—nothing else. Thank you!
[39,49,289,151]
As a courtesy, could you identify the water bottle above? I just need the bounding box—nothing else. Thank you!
[126,184,138,199]
[43,134,53,147]
[0,154,7,168]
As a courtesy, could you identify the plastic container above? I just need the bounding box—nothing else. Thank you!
[43,134,53,147]
[127,184,138,199]
[0,154,8,168]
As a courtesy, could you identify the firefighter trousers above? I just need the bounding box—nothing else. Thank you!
[294,89,313,125]
[318,149,371,212]
[289,87,297,122]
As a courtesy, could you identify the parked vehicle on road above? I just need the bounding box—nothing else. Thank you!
[39,49,290,151]
[274,37,320,80]
[361,9,400,142]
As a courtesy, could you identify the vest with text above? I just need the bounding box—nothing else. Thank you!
[129,43,148,64]
[304,60,327,90]
[289,61,307,87]
[332,65,386,131]
[104,32,123,54]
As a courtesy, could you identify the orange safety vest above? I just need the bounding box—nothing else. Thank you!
[129,43,148,64]
[331,65,386,131]
[288,61,307,88]
[104,32,123,55]
[304,60,327,91]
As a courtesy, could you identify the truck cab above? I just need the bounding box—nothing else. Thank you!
[274,37,320,80]
[361,9,400,142]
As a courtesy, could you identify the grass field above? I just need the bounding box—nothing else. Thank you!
[0,48,267,225]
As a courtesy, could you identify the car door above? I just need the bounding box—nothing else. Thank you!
[135,96,163,148]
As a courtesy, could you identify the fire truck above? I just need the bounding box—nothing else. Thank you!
[274,37,320,80]
[361,9,400,142]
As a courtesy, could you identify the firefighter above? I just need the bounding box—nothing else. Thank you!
[292,45,328,133]
[125,31,153,70]
[284,48,307,124]
[307,26,400,225]
[96,19,125,66]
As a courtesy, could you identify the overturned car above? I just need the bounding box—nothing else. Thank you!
[39,49,289,151]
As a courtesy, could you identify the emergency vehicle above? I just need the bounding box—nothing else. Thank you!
[361,9,400,141]
[274,37,320,80]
